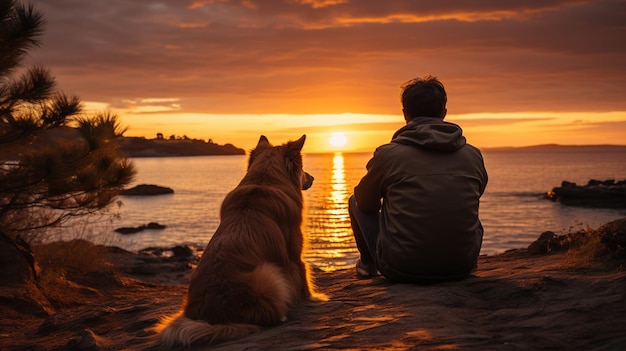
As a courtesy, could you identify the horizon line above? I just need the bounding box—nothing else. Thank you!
[303,143,626,155]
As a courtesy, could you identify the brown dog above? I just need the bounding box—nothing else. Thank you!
[156,135,323,348]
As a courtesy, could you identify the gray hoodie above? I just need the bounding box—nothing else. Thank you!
[354,117,488,283]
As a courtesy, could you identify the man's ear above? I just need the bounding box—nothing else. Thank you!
[441,108,447,120]
[402,109,411,124]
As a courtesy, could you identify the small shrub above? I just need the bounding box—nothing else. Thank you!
[32,239,114,307]
[34,239,111,277]
[562,231,606,268]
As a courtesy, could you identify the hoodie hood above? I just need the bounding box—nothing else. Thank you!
[391,117,466,151]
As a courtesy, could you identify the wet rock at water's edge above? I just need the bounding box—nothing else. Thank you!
[546,179,626,208]
[527,217,626,260]
[114,222,167,235]
[120,184,174,196]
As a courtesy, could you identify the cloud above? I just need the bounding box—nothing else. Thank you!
[278,122,402,134]
[22,0,626,118]
[447,117,556,127]
[273,114,556,134]
[113,98,182,113]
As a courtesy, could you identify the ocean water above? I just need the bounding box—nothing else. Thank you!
[98,148,626,272]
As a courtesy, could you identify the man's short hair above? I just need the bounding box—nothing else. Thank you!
[401,75,447,119]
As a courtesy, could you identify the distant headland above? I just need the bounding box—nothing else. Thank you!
[116,135,245,157]
[483,144,626,151]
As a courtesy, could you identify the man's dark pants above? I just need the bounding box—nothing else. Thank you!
[348,195,379,267]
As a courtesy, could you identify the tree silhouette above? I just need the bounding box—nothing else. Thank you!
[0,0,135,240]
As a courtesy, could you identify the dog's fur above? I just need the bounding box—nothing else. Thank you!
[155,135,323,348]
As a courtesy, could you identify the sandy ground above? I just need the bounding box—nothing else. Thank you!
[1,245,625,351]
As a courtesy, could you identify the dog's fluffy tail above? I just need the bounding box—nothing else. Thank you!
[155,311,261,349]
[155,262,293,348]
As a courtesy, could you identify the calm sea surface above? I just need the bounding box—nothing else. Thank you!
[94,148,626,272]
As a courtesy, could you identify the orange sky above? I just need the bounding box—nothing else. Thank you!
[26,0,626,153]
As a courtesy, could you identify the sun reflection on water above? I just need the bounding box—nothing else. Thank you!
[305,152,359,271]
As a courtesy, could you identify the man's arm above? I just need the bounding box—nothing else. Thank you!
[354,148,386,213]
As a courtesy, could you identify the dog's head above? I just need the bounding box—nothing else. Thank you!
[248,135,314,191]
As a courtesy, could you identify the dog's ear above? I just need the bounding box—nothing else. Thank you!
[257,135,272,148]
[289,135,306,152]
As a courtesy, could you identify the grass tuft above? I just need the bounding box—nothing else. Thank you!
[561,230,606,268]
[32,239,115,307]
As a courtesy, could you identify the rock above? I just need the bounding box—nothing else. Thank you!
[114,222,166,234]
[527,217,626,261]
[146,222,166,230]
[597,217,626,259]
[561,180,577,187]
[114,226,145,234]
[120,184,174,196]
[138,245,200,261]
[0,232,39,286]
[588,179,618,187]
[171,245,193,258]
[64,328,112,351]
[527,231,556,254]
[0,232,54,316]
[546,179,626,208]
[526,230,581,254]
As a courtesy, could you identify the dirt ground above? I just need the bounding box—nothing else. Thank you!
[1,244,625,351]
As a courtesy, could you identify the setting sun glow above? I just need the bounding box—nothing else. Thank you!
[29,1,626,153]
[329,132,348,148]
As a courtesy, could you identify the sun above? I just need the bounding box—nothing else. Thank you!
[329,132,348,148]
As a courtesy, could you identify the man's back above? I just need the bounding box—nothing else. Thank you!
[354,117,488,283]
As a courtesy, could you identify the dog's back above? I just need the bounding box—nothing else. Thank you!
[156,135,319,348]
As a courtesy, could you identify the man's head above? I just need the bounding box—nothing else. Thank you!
[401,75,447,122]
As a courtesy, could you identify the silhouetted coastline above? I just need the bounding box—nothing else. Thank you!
[116,136,245,157]
[483,144,626,151]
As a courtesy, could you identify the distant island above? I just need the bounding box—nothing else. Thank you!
[346,144,626,154]
[483,144,626,151]
[116,135,245,157]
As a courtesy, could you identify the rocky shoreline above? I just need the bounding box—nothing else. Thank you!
[1,218,625,350]
[546,179,626,208]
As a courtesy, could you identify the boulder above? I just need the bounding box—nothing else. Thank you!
[171,245,194,258]
[0,232,39,286]
[114,222,166,235]
[0,232,54,315]
[546,179,626,208]
[527,217,626,259]
[527,231,557,254]
[120,184,174,196]
[597,217,626,259]
[146,222,166,230]
[64,328,112,351]
[114,227,144,235]
[527,230,581,254]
